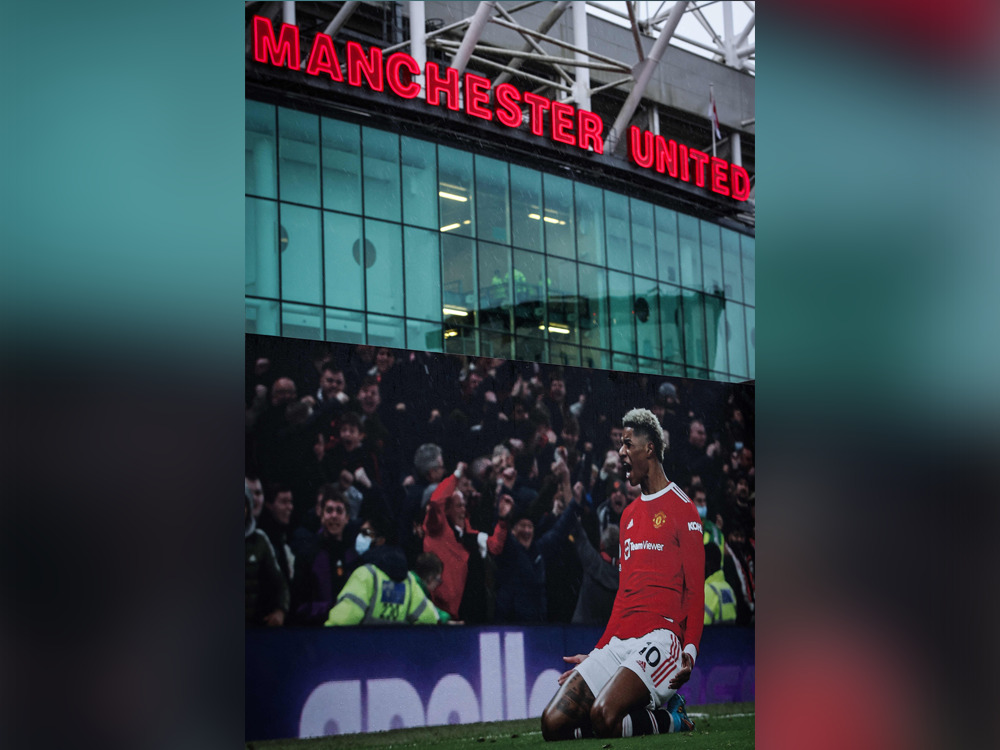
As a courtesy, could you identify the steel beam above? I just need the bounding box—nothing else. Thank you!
[722,0,737,66]
[410,1,426,94]
[735,12,755,48]
[606,1,689,154]
[493,1,572,88]
[323,1,360,38]
[490,17,630,70]
[625,2,646,62]
[573,1,591,109]
[452,1,497,78]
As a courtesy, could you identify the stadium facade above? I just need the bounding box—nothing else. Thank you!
[245,1,755,382]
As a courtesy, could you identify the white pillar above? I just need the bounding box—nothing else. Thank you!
[283,1,295,26]
[410,1,426,95]
[731,131,742,166]
[572,1,590,110]
[722,1,737,67]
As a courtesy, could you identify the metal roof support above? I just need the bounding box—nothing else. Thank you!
[489,17,630,71]
[735,11,755,48]
[625,2,646,62]
[323,1,360,38]
[493,1,572,88]
[438,41,626,73]
[573,0,591,109]
[452,1,497,78]
[722,1,737,66]
[606,1,689,155]
[410,1,426,95]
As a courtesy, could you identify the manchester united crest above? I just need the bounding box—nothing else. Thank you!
[653,511,667,528]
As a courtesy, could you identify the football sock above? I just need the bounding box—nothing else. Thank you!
[621,707,674,736]
[572,726,595,739]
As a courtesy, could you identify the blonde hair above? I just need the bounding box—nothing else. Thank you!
[622,408,666,461]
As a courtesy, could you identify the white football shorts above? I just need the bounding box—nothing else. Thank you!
[574,629,683,709]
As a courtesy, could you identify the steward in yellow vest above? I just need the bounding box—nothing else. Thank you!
[703,543,737,625]
[325,514,440,626]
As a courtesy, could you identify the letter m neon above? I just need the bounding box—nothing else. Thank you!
[253,15,300,69]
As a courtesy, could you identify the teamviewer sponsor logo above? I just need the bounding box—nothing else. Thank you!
[622,538,665,560]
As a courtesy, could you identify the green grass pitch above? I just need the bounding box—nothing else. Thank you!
[247,702,754,749]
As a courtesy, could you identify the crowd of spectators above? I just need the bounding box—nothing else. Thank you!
[245,337,755,628]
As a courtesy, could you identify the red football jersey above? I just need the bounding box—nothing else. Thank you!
[596,482,706,657]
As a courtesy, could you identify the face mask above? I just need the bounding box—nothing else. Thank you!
[697,504,708,519]
[355,534,372,556]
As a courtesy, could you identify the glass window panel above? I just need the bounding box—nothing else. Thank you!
[686,366,710,380]
[479,329,513,360]
[475,155,510,244]
[367,314,405,349]
[605,191,631,273]
[321,117,361,215]
[701,220,724,298]
[608,271,635,355]
[438,146,474,236]
[401,136,438,229]
[550,342,581,368]
[658,284,684,363]
[741,235,755,307]
[441,234,478,327]
[281,302,323,341]
[655,206,680,285]
[546,257,579,345]
[245,298,279,336]
[581,348,610,370]
[575,182,605,266]
[703,292,728,374]
[721,228,743,303]
[637,358,661,375]
[278,107,320,206]
[515,336,547,363]
[630,198,656,278]
[323,211,365,311]
[745,305,755,379]
[725,303,749,379]
[404,227,441,322]
[407,320,443,353]
[325,308,365,344]
[634,278,660,361]
[246,198,278,299]
[280,204,322,304]
[682,290,708,369]
[246,100,276,199]
[543,173,575,259]
[363,127,401,222]
[510,165,543,252]
[578,263,609,350]
[612,353,637,372]
[662,362,685,377]
[513,249,545,337]
[365,219,403,316]
[478,242,512,332]
[444,326,477,355]
[678,214,702,291]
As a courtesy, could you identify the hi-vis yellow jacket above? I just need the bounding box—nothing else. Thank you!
[325,564,440,626]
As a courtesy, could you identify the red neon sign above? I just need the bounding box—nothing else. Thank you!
[251,17,750,202]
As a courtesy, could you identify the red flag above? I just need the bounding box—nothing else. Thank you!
[709,88,722,140]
